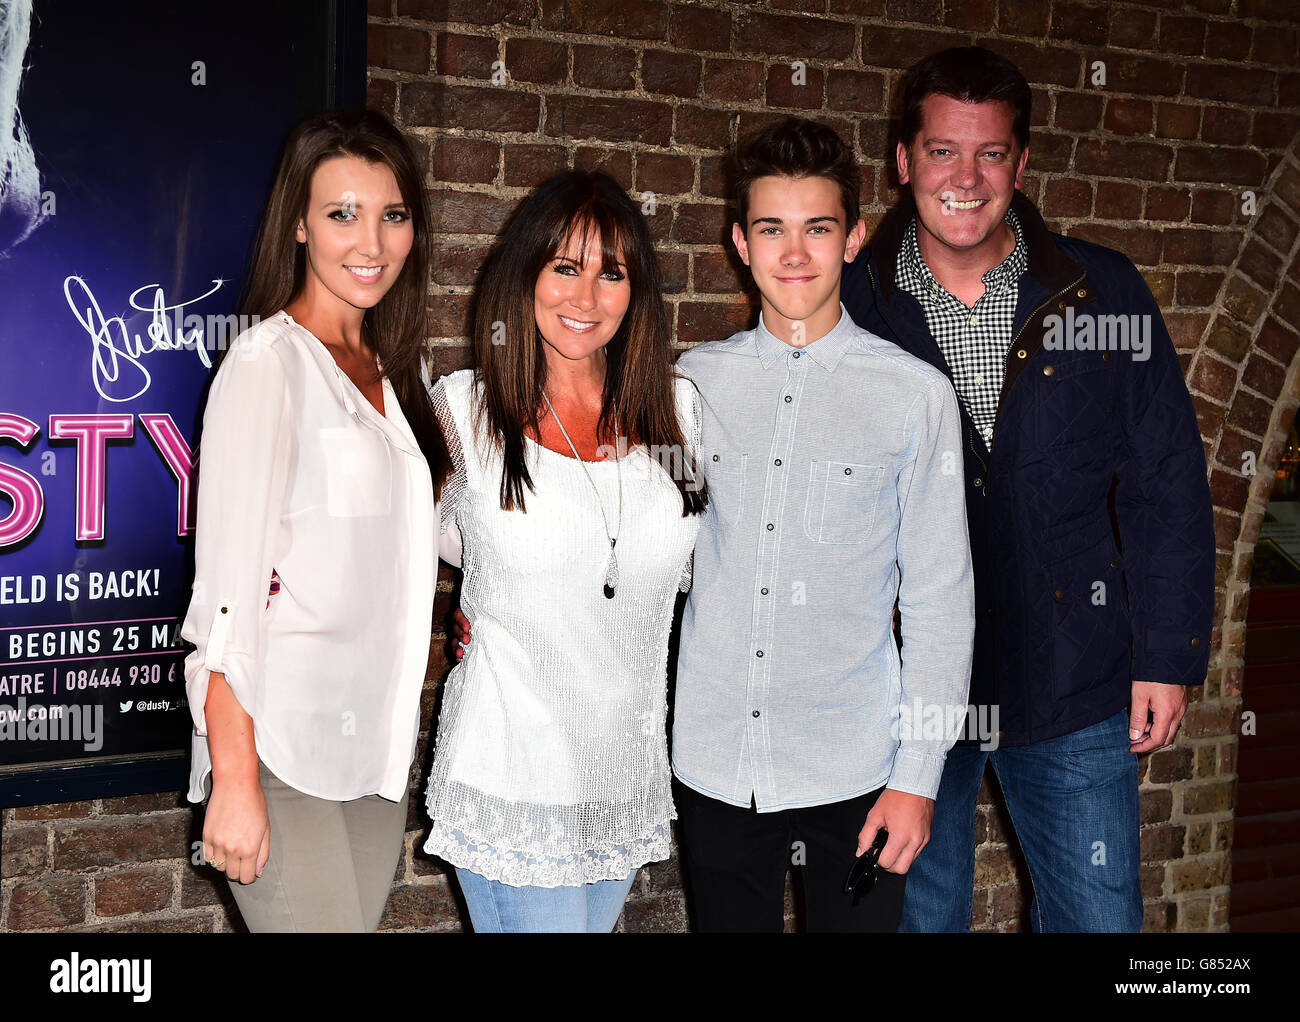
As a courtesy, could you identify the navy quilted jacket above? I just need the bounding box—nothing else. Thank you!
[841,191,1215,747]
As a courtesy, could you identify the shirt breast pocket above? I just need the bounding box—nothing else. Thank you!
[320,427,393,518]
[803,460,886,545]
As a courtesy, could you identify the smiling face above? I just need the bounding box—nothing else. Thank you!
[897,94,1028,263]
[533,221,631,368]
[294,154,414,315]
[733,174,865,346]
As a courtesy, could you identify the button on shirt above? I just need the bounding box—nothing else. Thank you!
[895,210,1028,449]
[181,313,450,804]
[673,306,975,810]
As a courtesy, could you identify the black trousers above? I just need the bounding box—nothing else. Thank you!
[677,781,907,933]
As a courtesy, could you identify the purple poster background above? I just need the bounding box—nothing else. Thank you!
[0,1,361,783]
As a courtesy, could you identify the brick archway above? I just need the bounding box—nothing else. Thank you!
[1162,131,1300,931]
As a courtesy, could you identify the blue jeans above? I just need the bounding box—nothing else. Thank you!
[454,867,639,933]
[900,709,1142,933]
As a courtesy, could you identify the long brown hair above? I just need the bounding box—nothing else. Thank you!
[471,170,705,515]
[239,109,448,493]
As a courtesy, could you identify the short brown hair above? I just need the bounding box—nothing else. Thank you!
[899,46,1031,152]
[731,117,860,233]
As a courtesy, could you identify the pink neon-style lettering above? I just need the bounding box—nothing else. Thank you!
[140,413,195,536]
[0,413,44,547]
[47,414,134,541]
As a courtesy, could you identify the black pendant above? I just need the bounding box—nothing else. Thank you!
[603,584,615,600]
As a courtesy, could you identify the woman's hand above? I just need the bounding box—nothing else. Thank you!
[201,670,269,883]
[452,607,472,661]
[203,774,271,885]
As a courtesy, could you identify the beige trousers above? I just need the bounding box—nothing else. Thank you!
[226,760,409,932]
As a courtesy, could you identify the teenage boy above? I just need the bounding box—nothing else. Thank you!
[671,118,975,932]
[840,46,1215,932]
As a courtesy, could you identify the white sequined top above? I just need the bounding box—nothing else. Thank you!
[423,368,702,887]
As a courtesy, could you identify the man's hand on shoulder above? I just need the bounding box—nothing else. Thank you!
[1129,680,1189,753]
[858,788,934,874]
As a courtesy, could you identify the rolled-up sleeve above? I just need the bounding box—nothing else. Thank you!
[888,376,976,799]
[180,336,292,799]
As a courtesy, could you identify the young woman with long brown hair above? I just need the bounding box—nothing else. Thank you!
[423,169,706,932]
[181,109,454,932]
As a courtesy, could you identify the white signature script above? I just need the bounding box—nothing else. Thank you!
[64,275,222,402]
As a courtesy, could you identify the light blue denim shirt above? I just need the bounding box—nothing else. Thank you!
[673,305,975,811]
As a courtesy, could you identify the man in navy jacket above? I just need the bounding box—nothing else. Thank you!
[840,46,1215,931]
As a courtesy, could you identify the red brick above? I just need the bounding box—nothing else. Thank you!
[1255,316,1300,366]
[6,877,86,929]
[402,83,539,133]
[1185,64,1276,106]
[367,77,397,120]
[1158,14,1207,57]
[657,250,689,294]
[1276,281,1300,333]
[430,242,492,287]
[1163,228,1241,267]
[887,0,943,23]
[1054,92,1103,133]
[1000,0,1050,37]
[1141,824,1187,862]
[1165,311,1212,350]
[434,32,497,79]
[735,10,856,60]
[370,25,431,74]
[1044,177,1093,219]
[428,189,518,235]
[1256,204,1300,257]
[1227,389,1273,437]
[1068,223,1162,267]
[1108,8,1158,49]
[1190,188,1238,226]
[504,38,567,85]
[2,826,48,877]
[1189,354,1239,403]
[1104,98,1153,136]
[827,70,886,114]
[428,293,473,338]
[976,37,1084,87]
[1050,2,1110,46]
[540,0,667,40]
[432,137,499,185]
[1213,508,1241,548]
[668,4,732,52]
[13,800,95,821]
[1097,55,1184,97]
[944,0,994,30]
[1155,102,1200,141]
[1210,468,1250,508]
[574,147,635,187]
[1221,276,1268,326]
[1075,138,1173,182]
[699,156,727,199]
[694,249,747,293]
[1175,270,1220,307]
[1205,316,1252,363]
[400,0,530,25]
[1095,180,1142,220]
[52,813,192,871]
[766,63,824,110]
[701,59,765,104]
[94,867,175,916]
[641,49,701,98]
[1242,352,1288,401]
[1174,147,1268,187]
[1239,240,1284,292]
[1252,112,1300,152]
[503,143,567,188]
[676,299,756,345]
[862,25,965,69]
[674,105,732,150]
[1201,107,1251,147]
[1204,20,1253,62]
[636,152,694,196]
[1146,186,1191,222]
[545,96,673,146]
[572,45,635,91]
[1251,24,1299,67]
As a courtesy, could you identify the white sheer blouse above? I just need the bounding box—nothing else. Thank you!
[181,312,457,804]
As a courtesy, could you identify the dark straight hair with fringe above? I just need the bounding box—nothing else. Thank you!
[898,46,1032,153]
[471,169,706,516]
[237,108,448,494]
[731,117,861,234]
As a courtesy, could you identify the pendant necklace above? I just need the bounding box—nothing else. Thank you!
[541,390,622,599]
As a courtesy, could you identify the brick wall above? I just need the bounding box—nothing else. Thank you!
[4,0,1299,932]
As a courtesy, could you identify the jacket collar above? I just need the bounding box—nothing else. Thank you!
[871,190,1081,302]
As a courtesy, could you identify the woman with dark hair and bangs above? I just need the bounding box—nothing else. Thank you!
[181,109,458,932]
[424,169,707,932]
